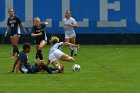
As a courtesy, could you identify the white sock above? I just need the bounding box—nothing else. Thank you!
[73,47,77,54]
[69,46,73,50]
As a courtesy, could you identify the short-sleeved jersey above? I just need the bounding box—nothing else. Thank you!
[63,17,77,34]
[7,16,21,35]
[31,23,47,41]
[48,42,63,56]
[18,51,31,70]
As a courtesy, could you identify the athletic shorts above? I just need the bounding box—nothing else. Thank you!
[20,63,39,74]
[49,50,65,63]
[65,32,76,39]
[35,37,47,45]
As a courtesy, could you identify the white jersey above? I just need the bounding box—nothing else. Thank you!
[48,42,63,56]
[63,17,77,34]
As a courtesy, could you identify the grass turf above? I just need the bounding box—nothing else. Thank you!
[0,45,140,93]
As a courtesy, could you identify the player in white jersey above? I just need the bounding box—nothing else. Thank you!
[47,36,80,73]
[63,10,78,56]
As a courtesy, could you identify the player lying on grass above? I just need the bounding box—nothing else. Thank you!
[46,36,80,73]
[10,43,61,74]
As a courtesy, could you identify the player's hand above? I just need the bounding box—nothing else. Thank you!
[4,33,7,37]
[39,32,42,35]
[69,24,73,28]
[45,22,49,25]
[64,25,67,30]
[24,29,27,35]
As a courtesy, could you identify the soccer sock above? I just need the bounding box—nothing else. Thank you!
[12,45,17,55]
[16,46,19,54]
[66,57,75,62]
[69,46,73,51]
[73,47,77,55]
[37,50,43,60]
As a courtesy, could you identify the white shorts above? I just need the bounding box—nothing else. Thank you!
[49,50,65,63]
[65,32,76,39]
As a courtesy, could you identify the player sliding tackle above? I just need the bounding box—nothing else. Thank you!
[47,36,80,73]
[10,43,61,74]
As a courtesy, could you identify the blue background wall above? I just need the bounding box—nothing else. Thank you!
[0,0,139,34]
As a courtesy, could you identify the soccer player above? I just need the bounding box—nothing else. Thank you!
[63,10,78,56]
[31,17,48,62]
[47,36,80,73]
[5,8,27,58]
[12,43,60,74]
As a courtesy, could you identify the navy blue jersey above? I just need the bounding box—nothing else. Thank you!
[18,51,31,70]
[7,16,21,35]
[31,23,47,42]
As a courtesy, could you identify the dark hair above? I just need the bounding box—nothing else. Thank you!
[8,8,14,12]
[23,43,31,50]
[66,10,71,14]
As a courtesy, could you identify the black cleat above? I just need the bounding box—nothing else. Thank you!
[74,54,77,56]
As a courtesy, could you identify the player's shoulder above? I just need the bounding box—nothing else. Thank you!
[19,51,26,56]
[70,17,75,20]
[14,16,19,19]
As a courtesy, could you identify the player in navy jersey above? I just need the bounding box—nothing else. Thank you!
[10,43,60,74]
[31,17,48,62]
[5,8,27,58]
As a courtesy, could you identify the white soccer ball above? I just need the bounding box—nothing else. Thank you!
[72,64,80,71]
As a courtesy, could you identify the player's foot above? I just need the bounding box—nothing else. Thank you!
[60,64,64,74]
[10,54,15,58]
[71,50,74,56]
[74,54,77,56]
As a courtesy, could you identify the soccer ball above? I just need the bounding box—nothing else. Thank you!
[72,64,80,71]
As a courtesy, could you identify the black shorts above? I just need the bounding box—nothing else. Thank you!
[35,38,47,45]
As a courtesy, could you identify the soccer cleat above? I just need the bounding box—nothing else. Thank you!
[74,54,77,56]
[10,54,15,59]
[33,59,37,63]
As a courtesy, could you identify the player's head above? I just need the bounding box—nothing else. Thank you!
[65,10,71,18]
[8,8,14,17]
[49,36,59,45]
[23,43,31,53]
[34,17,41,26]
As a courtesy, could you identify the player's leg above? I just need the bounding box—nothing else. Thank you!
[70,36,77,56]
[10,36,16,58]
[37,40,47,61]
[65,38,74,56]
[36,61,60,74]
[52,60,64,73]
[60,54,75,62]
[13,35,20,55]
[33,45,39,63]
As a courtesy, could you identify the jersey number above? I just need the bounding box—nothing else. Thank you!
[11,24,14,27]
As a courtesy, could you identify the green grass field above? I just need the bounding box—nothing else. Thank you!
[0,45,140,93]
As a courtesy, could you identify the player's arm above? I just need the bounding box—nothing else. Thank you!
[5,26,9,37]
[69,19,77,27]
[31,32,42,37]
[15,61,21,74]
[62,42,80,48]
[21,22,27,34]
[69,23,77,27]
[31,27,42,37]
